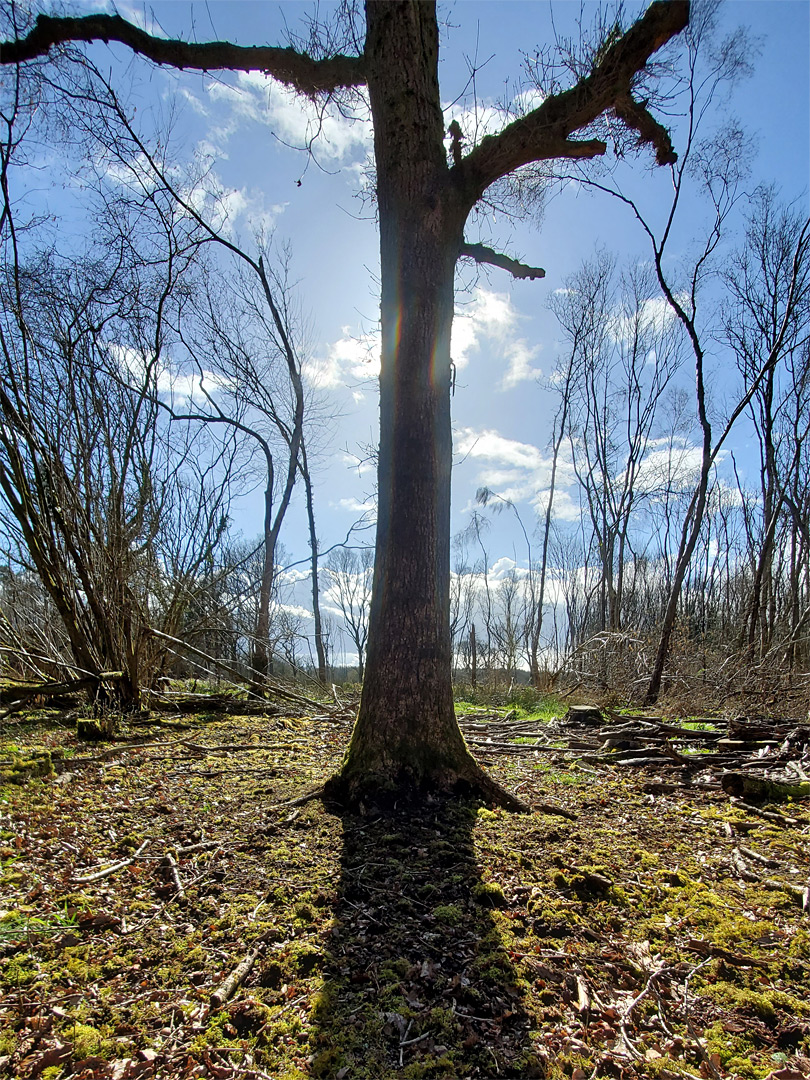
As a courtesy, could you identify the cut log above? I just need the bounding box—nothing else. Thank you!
[721,772,810,803]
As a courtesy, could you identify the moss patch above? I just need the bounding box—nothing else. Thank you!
[0,708,808,1079]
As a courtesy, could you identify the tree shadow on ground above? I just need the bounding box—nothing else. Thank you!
[307,795,542,1079]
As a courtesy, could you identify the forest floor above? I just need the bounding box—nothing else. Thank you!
[0,702,809,1080]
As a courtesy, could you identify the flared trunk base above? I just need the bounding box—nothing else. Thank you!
[324,741,528,813]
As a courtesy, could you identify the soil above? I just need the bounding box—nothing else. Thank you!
[1,705,808,1080]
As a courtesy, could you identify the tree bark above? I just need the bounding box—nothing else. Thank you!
[327,1,521,808]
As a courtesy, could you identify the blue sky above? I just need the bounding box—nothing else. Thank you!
[18,1,810,643]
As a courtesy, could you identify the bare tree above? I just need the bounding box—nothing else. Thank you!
[3,0,689,803]
[551,253,683,637]
[0,250,234,708]
[723,190,810,660]
[157,245,319,681]
[561,6,807,702]
[325,546,373,681]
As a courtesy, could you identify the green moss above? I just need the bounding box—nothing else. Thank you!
[65,1022,113,1060]
[3,958,37,985]
[293,945,322,975]
[380,958,410,980]
[0,750,54,784]
[702,1022,764,1078]
[309,1047,345,1078]
[402,1056,459,1079]
[471,881,507,908]
[0,1029,18,1055]
[433,903,463,925]
[703,984,810,1023]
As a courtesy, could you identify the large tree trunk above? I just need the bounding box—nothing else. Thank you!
[0,0,689,807]
[328,1,523,810]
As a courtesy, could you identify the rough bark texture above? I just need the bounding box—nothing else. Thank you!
[330,1,521,809]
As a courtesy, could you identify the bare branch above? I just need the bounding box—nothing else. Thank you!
[613,91,677,166]
[460,242,545,280]
[454,0,688,205]
[0,13,366,95]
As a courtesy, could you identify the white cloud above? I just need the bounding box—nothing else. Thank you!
[489,556,519,581]
[278,603,313,621]
[197,138,225,161]
[85,0,167,35]
[334,496,377,516]
[442,84,546,163]
[202,73,372,166]
[608,294,678,345]
[107,342,233,403]
[184,175,287,237]
[177,88,210,118]
[502,340,542,389]
[456,428,544,471]
[512,87,546,114]
[455,426,581,519]
[342,452,375,477]
[304,327,380,389]
[635,437,706,495]
[309,286,541,392]
[276,566,311,585]
[452,287,541,388]
[452,287,516,369]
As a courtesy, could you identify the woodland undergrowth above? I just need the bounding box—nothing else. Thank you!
[0,704,808,1080]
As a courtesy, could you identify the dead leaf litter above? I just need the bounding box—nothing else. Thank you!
[1,705,808,1080]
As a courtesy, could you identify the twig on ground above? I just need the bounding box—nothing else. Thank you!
[73,840,149,883]
[532,800,577,820]
[210,941,266,1009]
[267,786,324,810]
[620,965,671,1059]
[162,853,185,902]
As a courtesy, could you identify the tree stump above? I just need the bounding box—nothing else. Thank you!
[565,705,604,727]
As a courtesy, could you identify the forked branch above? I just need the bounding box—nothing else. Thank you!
[454,0,688,204]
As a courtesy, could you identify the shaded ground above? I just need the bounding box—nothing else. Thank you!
[1,705,809,1080]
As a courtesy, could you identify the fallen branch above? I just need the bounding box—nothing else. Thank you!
[73,840,149,883]
[761,877,810,908]
[175,840,220,856]
[732,799,803,826]
[147,629,327,712]
[533,801,577,820]
[575,974,590,1016]
[721,771,810,802]
[267,786,325,810]
[162,854,185,902]
[684,938,771,969]
[620,965,670,1059]
[210,940,265,1008]
[178,740,307,754]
